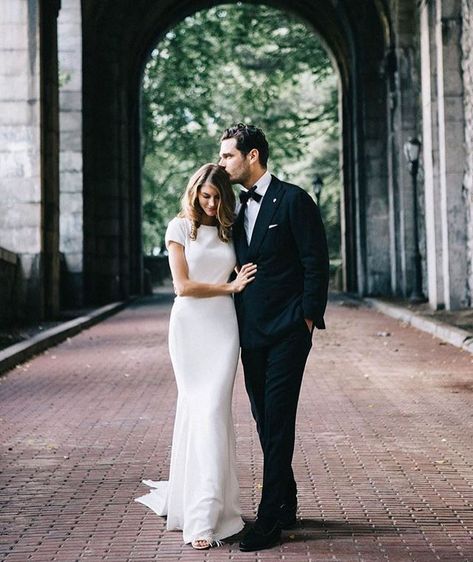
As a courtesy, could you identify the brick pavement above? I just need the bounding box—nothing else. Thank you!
[1,293,473,562]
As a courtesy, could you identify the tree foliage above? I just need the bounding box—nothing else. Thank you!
[142,3,340,257]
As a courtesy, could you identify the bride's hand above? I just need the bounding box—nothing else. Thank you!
[231,263,257,293]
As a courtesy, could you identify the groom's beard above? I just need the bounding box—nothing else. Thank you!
[229,174,246,185]
[228,166,252,187]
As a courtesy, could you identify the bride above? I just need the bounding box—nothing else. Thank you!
[135,163,256,549]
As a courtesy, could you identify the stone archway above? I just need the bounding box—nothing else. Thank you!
[9,0,470,322]
[81,0,395,302]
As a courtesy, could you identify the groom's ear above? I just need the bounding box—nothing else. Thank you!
[248,148,259,164]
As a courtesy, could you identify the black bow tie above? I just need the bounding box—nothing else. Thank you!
[239,186,262,205]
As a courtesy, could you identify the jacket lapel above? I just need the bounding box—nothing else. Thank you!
[233,202,248,264]
[248,176,284,259]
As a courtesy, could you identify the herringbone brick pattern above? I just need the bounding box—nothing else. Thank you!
[1,294,472,561]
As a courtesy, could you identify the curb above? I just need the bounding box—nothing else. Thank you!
[365,298,473,354]
[0,299,136,377]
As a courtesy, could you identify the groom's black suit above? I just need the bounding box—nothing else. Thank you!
[233,174,329,524]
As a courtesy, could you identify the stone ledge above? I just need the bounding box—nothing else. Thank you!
[365,298,473,354]
[0,298,137,376]
[0,246,17,264]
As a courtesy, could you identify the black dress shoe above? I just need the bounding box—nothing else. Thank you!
[278,511,297,529]
[278,504,298,529]
[239,519,281,552]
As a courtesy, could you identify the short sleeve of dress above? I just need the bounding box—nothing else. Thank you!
[165,217,188,249]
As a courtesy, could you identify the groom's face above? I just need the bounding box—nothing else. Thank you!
[219,138,251,185]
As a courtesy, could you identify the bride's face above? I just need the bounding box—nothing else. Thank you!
[198,183,220,221]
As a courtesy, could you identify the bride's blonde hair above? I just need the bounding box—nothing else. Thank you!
[179,164,235,242]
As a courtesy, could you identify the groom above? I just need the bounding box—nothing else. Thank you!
[219,123,330,551]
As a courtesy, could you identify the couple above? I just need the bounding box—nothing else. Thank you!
[135,123,329,551]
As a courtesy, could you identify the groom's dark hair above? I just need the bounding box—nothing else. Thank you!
[221,123,269,167]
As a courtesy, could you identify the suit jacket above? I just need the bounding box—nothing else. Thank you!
[233,175,330,349]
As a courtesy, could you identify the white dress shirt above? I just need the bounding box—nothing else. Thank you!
[241,170,272,244]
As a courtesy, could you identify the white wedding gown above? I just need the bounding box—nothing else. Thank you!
[135,217,244,544]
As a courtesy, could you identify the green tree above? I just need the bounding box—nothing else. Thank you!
[142,3,340,258]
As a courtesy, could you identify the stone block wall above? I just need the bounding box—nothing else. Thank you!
[0,0,61,323]
[0,0,43,321]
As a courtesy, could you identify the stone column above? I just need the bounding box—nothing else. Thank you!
[393,45,421,299]
[0,0,61,321]
[0,1,43,320]
[41,0,61,318]
[435,0,468,309]
[461,0,473,304]
[58,0,84,307]
[421,0,468,310]
[420,0,445,309]
[82,35,123,304]
[386,0,425,299]
[362,57,391,295]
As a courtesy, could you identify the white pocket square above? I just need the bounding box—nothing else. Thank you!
[268,224,278,229]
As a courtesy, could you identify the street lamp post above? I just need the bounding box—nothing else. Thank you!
[403,137,425,304]
[312,175,324,207]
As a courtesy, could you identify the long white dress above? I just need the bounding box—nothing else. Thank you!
[135,217,244,545]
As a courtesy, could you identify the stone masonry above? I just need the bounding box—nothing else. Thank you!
[0,1,43,319]
[1,0,473,324]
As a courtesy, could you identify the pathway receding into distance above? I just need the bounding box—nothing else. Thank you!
[1,294,473,561]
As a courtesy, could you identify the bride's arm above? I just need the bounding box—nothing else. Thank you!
[168,242,256,297]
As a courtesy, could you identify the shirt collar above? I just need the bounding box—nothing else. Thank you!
[241,170,272,197]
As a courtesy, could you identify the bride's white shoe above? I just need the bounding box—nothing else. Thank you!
[191,533,223,550]
[191,539,211,550]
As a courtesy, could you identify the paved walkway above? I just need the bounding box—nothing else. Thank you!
[1,294,473,562]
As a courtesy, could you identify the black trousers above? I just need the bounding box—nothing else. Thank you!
[241,323,312,523]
